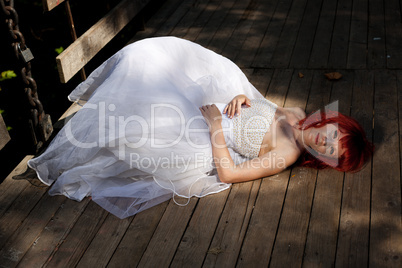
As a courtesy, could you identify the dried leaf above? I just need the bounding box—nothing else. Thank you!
[324,72,342,80]
[207,247,224,255]
[298,72,304,78]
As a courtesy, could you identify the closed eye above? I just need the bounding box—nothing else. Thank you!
[333,130,338,139]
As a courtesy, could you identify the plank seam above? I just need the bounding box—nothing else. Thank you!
[105,215,136,267]
[199,187,233,267]
[332,172,346,268]
[136,200,171,265]
[168,198,201,267]
[233,179,263,267]
[266,172,292,267]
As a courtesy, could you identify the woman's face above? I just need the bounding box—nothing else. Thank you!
[302,123,346,159]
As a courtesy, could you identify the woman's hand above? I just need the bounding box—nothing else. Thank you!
[223,94,251,118]
[199,104,222,132]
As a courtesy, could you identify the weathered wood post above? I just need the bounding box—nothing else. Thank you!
[0,114,10,150]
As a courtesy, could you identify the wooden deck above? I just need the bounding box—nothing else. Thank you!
[1,0,401,267]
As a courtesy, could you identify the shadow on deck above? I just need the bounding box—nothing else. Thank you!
[0,0,401,267]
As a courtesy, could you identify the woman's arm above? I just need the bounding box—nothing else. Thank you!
[200,104,298,183]
[216,148,298,183]
[210,125,297,183]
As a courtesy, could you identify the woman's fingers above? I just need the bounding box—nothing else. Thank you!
[236,100,242,116]
[226,103,233,117]
[231,100,240,118]
[245,97,251,106]
[229,103,235,118]
[224,103,233,114]
[205,98,251,119]
[230,102,235,118]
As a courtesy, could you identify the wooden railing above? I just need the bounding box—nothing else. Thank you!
[42,0,151,83]
[0,114,10,150]
[42,0,66,11]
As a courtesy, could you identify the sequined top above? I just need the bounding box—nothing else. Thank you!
[232,98,277,158]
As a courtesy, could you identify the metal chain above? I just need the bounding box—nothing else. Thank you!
[0,0,53,152]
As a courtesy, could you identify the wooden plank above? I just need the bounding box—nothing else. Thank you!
[303,169,344,268]
[170,190,230,267]
[0,155,33,218]
[0,114,10,150]
[308,0,337,69]
[289,0,322,69]
[169,0,212,38]
[151,0,197,37]
[268,167,317,267]
[263,69,293,106]
[252,0,293,68]
[369,70,402,267]
[0,194,66,267]
[235,0,279,68]
[76,213,132,267]
[282,69,313,110]
[203,181,260,267]
[42,0,65,12]
[249,68,275,97]
[328,0,353,69]
[182,0,224,42]
[137,197,198,267]
[0,181,47,250]
[237,171,291,267]
[207,0,253,55]
[56,0,151,83]
[44,201,108,267]
[270,0,308,68]
[221,0,260,61]
[194,0,238,48]
[335,70,373,267]
[328,70,353,116]
[347,0,368,69]
[367,0,386,69]
[384,0,402,68]
[128,0,188,43]
[305,70,333,115]
[107,201,169,267]
[303,70,354,267]
[399,70,402,266]
[16,198,90,267]
[0,157,50,253]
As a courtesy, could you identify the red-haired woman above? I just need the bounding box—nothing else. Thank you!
[201,95,374,185]
[28,37,373,219]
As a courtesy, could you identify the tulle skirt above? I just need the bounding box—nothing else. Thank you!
[28,37,263,218]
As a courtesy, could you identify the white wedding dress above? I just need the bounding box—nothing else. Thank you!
[28,37,267,219]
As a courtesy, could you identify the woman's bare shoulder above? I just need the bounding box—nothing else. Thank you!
[288,107,306,120]
[276,107,306,126]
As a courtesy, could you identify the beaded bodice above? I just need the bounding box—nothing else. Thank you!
[232,98,277,158]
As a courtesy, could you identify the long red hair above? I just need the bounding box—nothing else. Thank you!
[296,109,374,172]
